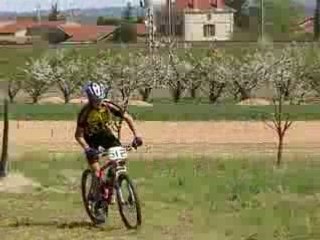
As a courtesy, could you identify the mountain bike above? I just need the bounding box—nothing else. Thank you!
[81,144,142,229]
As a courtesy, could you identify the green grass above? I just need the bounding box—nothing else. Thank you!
[2,102,320,121]
[1,154,320,239]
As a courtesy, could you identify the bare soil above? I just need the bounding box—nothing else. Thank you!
[0,172,40,193]
[2,120,320,159]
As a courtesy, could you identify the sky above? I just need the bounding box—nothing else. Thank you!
[0,0,143,12]
[0,0,313,12]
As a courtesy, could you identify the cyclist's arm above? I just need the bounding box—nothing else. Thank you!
[75,125,89,150]
[106,101,139,137]
[75,106,90,150]
[123,112,138,137]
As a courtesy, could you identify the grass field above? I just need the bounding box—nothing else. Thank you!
[1,153,320,239]
[2,102,320,121]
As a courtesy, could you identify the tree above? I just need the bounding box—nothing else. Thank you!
[225,0,247,27]
[305,49,320,96]
[228,49,269,101]
[138,52,167,101]
[22,56,54,104]
[97,16,105,25]
[97,17,121,26]
[0,98,9,178]
[113,23,137,43]
[50,50,89,103]
[263,44,310,166]
[198,50,231,104]
[8,75,22,103]
[183,50,204,99]
[234,0,302,40]
[165,48,198,103]
[48,2,60,21]
[123,1,134,21]
[108,52,156,139]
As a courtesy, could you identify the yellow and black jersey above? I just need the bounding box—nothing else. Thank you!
[77,99,124,137]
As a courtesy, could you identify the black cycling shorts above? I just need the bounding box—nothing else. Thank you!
[84,131,121,151]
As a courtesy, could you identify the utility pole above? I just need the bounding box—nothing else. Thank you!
[36,2,41,23]
[142,0,155,52]
[168,0,172,42]
[314,0,320,41]
[261,0,264,40]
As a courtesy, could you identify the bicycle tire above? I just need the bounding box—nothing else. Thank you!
[81,169,108,225]
[115,173,142,229]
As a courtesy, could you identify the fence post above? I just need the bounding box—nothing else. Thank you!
[0,98,9,178]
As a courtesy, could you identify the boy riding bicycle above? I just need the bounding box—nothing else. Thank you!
[75,82,143,223]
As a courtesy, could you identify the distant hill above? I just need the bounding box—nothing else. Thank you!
[0,6,145,24]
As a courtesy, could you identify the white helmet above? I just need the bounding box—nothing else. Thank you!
[84,82,107,102]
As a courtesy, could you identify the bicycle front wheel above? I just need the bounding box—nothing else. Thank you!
[115,173,142,229]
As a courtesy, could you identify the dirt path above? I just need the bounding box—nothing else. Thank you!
[2,120,320,158]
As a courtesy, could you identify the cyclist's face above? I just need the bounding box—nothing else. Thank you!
[90,98,101,109]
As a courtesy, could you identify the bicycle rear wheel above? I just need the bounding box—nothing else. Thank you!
[116,173,142,229]
[81,169,108,225]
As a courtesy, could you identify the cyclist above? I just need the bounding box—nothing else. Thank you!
[75,81,143,223]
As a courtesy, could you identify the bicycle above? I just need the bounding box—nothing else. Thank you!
[80,143,142,229]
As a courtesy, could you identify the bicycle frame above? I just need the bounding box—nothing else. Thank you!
[100,145,133,200]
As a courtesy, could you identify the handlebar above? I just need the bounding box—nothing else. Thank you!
[99,143,138,157]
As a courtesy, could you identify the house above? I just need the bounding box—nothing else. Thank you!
[297,17,314,33]
[155,0,235,41]
[0,20,34,44]
[0,18,117,44]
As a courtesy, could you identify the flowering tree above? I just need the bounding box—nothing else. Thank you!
[183,50,204,99]
[50,50,90,103]
[8,74,23,103]
[165,48,198,103]
[228,49,270,101]
[22,56,55,104]
[138,52,167,101]
[304,48,320,97]
[109,51,161,139]
[263,44,310,166]
[89,50,113,86]
[197,50,231,104]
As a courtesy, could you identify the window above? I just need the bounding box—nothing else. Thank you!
[207,13,212,21]
[203,24,215,37]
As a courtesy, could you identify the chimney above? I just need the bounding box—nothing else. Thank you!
[217,0,224,9]
[193,0,197,9]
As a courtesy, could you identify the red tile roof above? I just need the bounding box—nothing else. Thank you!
[0,20,65,34]
[0,20,116,42]
[136,23,146,35]
[60,24,116,42]
[173,0,225,10]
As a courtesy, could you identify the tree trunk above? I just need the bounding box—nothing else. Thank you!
[8,93,14,104]
[209,82,225,104]
[239,87,251,101]
[276,132,284,167]
[32,95,39,104]
[63,91,70,104]
[314,0,320,41]
[139,88,152,102]
[0,99,9,178]
[190,87,197,99]
[172,81,182,103]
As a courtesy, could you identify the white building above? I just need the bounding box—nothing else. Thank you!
[184,8,234,41]
[155,0,235,41]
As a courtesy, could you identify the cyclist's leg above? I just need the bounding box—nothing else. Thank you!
[100,134,121,203]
